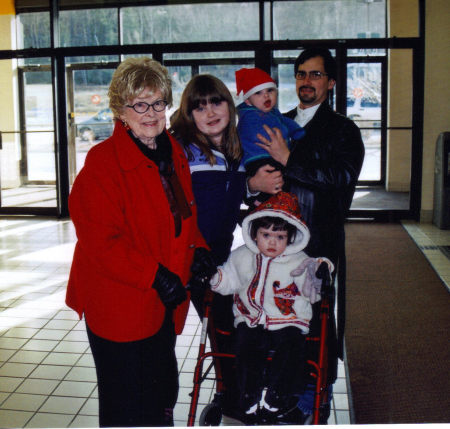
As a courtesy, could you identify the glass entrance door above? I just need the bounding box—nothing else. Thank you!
[0,64,57,212]
[346,61,383,182]
[66,65,116,185]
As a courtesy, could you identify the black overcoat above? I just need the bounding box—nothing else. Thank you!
[284,102,364,383]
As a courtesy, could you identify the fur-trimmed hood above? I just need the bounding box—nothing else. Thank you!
[242,192,310,256]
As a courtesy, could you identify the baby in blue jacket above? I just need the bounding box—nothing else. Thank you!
[235,67,305,205]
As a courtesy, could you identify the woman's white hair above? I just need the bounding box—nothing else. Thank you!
[108,57,172,119]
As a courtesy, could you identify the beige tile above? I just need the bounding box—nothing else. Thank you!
[22,339,58,352]
[63,330,89,341]
[0,362,36,378]
[53,380,96,397]
[29,364,71,380]
[54,310,79,320]
[0,348,15,362]
[16,378,59,395]
[9,350,48,364]
[70,414,98,427]
[333,392,349,410]
[42,352,81,366]
[45,319,78,330]
[64,366,97,382]
[33,329,68,341]
[75,354,95,367]
[53,340,90,353]
[2,327,39,338]
[0,376,25,392]
[0,391,10,404]
[25,411,74,428]
[0,337,28,350]
[0,409,34,427]
[2,392,47,411]
[78,397,98,416]
[39,395,85,414]
[335,409,351,424]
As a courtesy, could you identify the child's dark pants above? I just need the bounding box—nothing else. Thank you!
[235,322,306,412]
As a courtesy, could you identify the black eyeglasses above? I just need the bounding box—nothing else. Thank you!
[295,71,328,81]
[126,99,168,114]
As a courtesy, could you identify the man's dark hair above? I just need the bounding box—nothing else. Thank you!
[250,216,297,245]
[294,48,337,81]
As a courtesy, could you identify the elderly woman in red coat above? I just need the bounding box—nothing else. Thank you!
[66,57,216,427]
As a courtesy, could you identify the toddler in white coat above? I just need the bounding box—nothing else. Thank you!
[210,191,333,423]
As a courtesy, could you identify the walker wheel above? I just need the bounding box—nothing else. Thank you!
[199,402,223,426]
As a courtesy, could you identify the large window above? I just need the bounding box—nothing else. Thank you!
[17,0,386,49]
[272,0,385,40]
[121,3,260,44]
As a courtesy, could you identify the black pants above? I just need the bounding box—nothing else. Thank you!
[86,312,178,427]
[235,323,306,411]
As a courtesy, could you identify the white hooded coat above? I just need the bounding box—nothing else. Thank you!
[210,193,329,333]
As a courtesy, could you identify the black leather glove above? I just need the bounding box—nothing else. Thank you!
[152,264,187,309]
[190,247,217,279]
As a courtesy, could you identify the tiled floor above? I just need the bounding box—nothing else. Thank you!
[0,217,448,427]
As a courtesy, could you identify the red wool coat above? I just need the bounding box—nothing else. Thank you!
[66,121,207,342]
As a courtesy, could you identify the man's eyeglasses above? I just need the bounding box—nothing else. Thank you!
[126,100,168,114]
[295,71,328,81]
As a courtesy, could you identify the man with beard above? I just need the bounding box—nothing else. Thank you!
[253,47,364,423]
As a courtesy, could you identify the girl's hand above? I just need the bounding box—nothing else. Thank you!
[254,125,291,166]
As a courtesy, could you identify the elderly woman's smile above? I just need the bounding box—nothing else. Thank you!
[120,88,167,148]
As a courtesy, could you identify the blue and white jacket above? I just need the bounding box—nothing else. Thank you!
[186,143,247,264]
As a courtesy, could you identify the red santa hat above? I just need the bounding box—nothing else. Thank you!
[235,67,277,100]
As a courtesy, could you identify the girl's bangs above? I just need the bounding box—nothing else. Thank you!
[190,93,226,111]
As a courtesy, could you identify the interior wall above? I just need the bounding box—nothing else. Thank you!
[386,1,417,193]
[0,5,20,188]
[421,0,450,222]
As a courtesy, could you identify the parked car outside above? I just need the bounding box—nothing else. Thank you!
[77,108,114,142]
[347,97,381,128]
